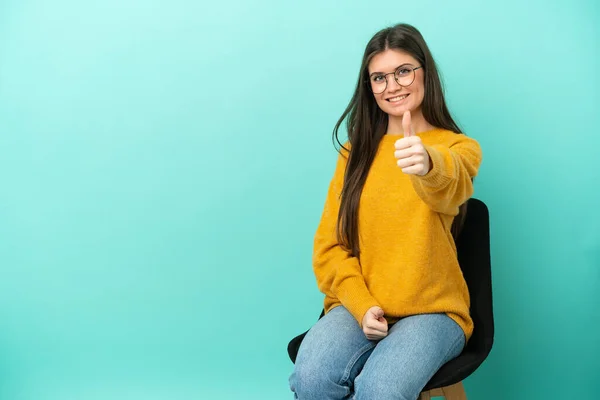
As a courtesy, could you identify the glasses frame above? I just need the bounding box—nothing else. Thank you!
[367,65,423,94]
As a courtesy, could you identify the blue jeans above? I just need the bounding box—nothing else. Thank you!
[289,306,465,400]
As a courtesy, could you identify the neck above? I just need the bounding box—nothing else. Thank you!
[386,108,435,135]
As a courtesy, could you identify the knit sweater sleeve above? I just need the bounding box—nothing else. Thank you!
[411,134,482,215]
[312,148,379,326]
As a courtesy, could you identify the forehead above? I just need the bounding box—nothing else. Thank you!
[368,49,418,73]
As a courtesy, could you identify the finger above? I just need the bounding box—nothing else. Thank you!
[372,329,387,339]
[403,111,414,138]
[378,318,389,331]
[364,329,387,340]
[394,148,411,160]
[368,307,384,321]
[401,164,424,175]
[366,333,386,341]
[372,323,388,336]
[365,321,388,334]
[396,155,424,169]
[394,138,411,150]
[365,325,387,336]
[369,319,389,332]
[395,148,423,160]
[396,158,412,169]
[395,136,421,150]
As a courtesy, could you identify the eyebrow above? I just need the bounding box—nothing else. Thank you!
[369,63,414,76]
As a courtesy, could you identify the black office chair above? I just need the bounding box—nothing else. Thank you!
[287,198,494,400]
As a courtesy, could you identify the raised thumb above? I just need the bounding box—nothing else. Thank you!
[403,111,413,138]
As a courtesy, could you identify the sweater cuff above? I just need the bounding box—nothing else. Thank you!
[336,277,380,328]
[417,145,453,188]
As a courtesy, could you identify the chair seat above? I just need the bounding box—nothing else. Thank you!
[422,349,482,391]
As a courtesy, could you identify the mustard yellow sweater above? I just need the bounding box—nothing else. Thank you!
[313,128,482,341]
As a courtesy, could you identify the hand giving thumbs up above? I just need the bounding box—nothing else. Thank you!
[394,111,431,176]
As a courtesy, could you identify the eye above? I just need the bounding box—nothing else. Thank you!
[371,75,385,83]
[396,68,411,76]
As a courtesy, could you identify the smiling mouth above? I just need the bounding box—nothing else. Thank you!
[387,94,409,102]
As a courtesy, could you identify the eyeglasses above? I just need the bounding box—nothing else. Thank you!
[367,64,423,94]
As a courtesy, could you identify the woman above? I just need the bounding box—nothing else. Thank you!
[289,23,483,400]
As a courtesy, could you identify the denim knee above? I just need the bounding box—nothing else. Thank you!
[353,372,414,400]
[289,359,351,400]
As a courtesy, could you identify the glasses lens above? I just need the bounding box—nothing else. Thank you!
[370,75,386,94]
[395,67,415,87]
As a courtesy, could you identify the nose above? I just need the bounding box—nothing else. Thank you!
[386,74,402,92]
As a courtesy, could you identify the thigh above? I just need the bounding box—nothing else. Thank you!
[354,313,465,400]
[291,306,376,389]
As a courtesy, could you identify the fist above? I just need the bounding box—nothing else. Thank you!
[394,111,431,176]
[362,306,388,341]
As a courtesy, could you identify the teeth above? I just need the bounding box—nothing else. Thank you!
[389,95,408,101]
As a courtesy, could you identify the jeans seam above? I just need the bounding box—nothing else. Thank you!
[339,342,376,385]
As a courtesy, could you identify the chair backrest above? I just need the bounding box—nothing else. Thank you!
[454,198,494,359]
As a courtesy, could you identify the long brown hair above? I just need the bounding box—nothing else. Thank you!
[333,23,468,257]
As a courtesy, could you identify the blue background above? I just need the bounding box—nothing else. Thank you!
[0,0,598,398]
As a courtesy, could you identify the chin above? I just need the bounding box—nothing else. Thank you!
[387,109,407,117]
[383,105,411,117]
[376,98,411,116]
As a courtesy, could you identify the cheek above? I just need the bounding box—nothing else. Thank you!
[374,95,388,110]
[414,81,425,98]
[410,83,425,106]
[414,90,424,103]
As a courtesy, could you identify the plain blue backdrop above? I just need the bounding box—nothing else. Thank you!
[0,0,598,399]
